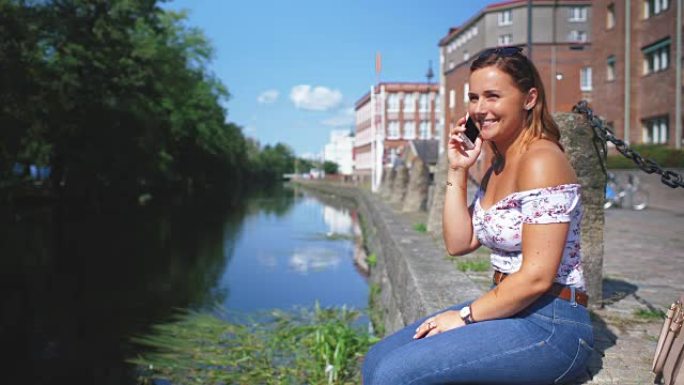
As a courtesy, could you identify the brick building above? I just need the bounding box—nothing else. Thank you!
[591,0,683,148]
[354,83,440,189]
[438,0,594,178]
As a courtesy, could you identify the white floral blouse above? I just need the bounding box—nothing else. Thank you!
[472,183,586,290]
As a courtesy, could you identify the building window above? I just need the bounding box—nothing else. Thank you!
[388,121,400,139]
[607,3,616,29]
[580,67,592,91]
[568,30,588,42]
[644,0,669,18]
[463,50,470,61]
[607,55,616,81]
[419,93,429,111]
[642,116,669,144]
[387,94,399,111]
[498,34,512,46]
[404,93,415,112]
[498,10,512,26]
[404,121,416,140]
[419,120,430,139]
[449,89,456,109]
[569,7,588,21]
[435,92,441,112]
[643,39,670,74]
[463,83,469,103]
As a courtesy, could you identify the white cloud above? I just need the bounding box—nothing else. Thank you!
[257,89,279,104]
[322,107,354,127]
[290,85,343,111]
[289,247,341,274]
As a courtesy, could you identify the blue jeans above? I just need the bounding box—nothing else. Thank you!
[362,294,594,385]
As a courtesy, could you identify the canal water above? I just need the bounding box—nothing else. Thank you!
[0,184,368,384]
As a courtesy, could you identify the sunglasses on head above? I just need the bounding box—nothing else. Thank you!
[478,46,524,59]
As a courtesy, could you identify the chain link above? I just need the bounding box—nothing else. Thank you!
[572,101,684,189]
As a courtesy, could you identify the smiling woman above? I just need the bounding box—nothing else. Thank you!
[362,47,593,385]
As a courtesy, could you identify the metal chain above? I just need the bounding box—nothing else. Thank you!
[572,101,684,189]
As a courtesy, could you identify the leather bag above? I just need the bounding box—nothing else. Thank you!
[652,294,684,384]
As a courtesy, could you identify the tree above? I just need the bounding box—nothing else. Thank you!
[322,161,339,175]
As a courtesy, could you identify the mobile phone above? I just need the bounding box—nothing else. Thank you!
[459,114,480,150]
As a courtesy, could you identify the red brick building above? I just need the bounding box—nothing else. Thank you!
[354,83,440,189]
[591,0,683,148]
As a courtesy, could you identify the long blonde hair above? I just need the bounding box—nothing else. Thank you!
[470,47,561,150]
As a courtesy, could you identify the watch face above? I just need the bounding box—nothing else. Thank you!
[460,306,470,318]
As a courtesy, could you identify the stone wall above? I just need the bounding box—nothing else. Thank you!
[296,181,483,334]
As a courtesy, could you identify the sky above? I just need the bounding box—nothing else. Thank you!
[164,0,502,158]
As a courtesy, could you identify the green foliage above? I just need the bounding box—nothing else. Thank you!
[0,0,291,202]
[366,253,377,268]
[413,222,427,233]
[634,308,666,320]
[607,145,684,169]
[323,160,339,175]
[456,259,490,272]
[129,305,374,385]
[368,283,385,337]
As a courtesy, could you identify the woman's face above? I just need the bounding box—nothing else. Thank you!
[467,66,531,145]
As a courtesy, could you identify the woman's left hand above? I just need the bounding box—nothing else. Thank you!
[413,310,465,339]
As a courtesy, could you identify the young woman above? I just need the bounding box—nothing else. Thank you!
[362,47,593,385]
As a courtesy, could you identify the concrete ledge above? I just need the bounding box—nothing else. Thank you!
[296,181,484,334]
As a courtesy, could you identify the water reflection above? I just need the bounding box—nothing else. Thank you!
[0,184,367,385]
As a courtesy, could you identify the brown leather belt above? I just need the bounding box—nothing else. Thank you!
[493,271,589,307]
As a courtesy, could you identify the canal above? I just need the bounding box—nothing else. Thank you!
[0,183,368,384]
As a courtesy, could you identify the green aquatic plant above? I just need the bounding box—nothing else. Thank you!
[129,304,375,385]
[366,253,377,268]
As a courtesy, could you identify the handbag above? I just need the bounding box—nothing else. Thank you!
[652,294,684,384]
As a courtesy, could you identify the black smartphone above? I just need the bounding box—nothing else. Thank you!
[460,115,480,150]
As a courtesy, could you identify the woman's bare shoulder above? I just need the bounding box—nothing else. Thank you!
[517,140,577,190]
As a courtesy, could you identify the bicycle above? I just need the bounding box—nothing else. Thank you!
[604,172,649,210]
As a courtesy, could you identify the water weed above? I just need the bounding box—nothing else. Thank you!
[413,223,427,233]
[129,304,375,385]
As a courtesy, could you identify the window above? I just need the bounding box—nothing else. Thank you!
[435,92,441,111]
[463,83,469,103]
[498,10,512,26]
[606,3,616,29]
[580,67,592,91]
[645,0,669,18]
[643,39,670,74]
[419,120,430,139]
[568,30,588,42]
[419,93,429,111]
[388,121,400,139]
[449,89,456,109]
[387,94,399,111]
[463,51,470,61]
[404,93,415,112]
[569,7,587,21]
[607,55,616,81]
[404,121,416,139]
[642,116,669,144]
[498,34,512,46]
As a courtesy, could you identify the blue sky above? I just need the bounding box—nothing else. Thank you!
[165,0,501,157]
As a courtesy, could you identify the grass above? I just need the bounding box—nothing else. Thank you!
[456,259,490,273]
[129,304,376,385]
[368,283,385,338]
[366,253,377,268]
[634,308,666,320]
[413,223,427,233]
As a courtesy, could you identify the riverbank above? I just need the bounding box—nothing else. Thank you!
[296,179,681,385]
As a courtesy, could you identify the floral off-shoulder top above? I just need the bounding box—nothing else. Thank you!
[471,184,586,290]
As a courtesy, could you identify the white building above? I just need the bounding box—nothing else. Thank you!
[323,130,354,175]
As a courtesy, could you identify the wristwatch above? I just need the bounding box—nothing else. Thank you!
[460,305,476,325]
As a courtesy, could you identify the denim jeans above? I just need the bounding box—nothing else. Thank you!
[362,294,594,385]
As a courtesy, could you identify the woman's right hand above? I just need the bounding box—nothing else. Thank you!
[447,116,483,171]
